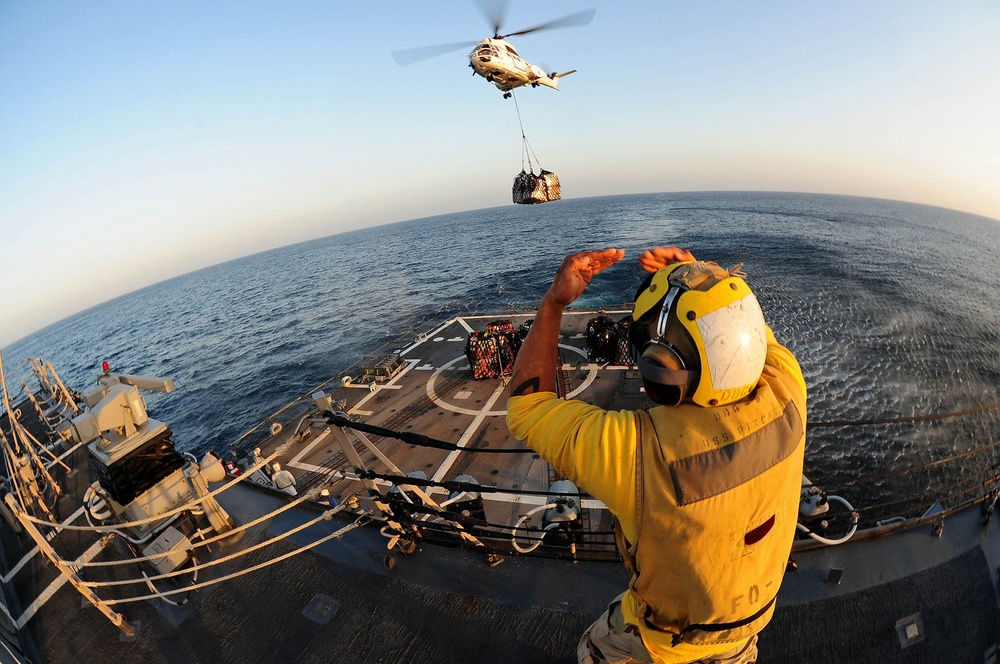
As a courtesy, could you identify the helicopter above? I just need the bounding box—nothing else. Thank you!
[391,6,595,99]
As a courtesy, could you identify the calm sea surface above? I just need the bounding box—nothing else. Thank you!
[7,192,1000,507]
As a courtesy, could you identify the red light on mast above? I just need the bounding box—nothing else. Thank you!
[102,361,110,373]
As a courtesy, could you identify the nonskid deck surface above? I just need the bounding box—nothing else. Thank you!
[253,311,638,554]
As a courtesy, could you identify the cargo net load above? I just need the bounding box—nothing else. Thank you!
[466,319,532,380]
[585,314,634,366]
[511,92,561,205]
[513,169,561,205]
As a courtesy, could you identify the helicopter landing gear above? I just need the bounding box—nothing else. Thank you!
[486,74,494,82]
[503,92,511,99]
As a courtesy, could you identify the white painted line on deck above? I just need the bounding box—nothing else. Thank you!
[430,379,508,483]
[53,438,88,466]
[3,505,87,584]
[16,537,106,628]
[288,460,330,475]
[289,428,332,467]
[400,318,459,355]
[351,358,419,413]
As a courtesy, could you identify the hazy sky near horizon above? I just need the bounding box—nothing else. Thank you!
[3,1,1000,344]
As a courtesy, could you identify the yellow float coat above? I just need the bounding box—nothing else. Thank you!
[506,328,806,663]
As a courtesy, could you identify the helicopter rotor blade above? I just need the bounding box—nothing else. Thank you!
[498,8,596,40]
[391,40,479,66]
[474,0,508,37]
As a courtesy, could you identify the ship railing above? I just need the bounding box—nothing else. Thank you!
[224,316,458,461]
[796,422,1000,548]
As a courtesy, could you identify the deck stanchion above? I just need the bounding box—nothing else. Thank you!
[3,494,136,639]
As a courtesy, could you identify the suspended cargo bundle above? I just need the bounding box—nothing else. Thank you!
[465,320,519,380]
[513,169,561,205]
[511,92,562,205]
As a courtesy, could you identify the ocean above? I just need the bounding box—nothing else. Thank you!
[7,191,1000,511]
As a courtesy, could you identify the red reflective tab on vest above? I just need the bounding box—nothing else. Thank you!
[744,514,775,546]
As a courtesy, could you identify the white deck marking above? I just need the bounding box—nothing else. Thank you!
[3,505,87,584]
[426,345,593,416]
[564,362,600,399]
[342,311,623,507]
[399,318,459,355]
[287,460,329,474]
[350,358,419,413]
[53,438,88,466]
[16,537,106,628]
[425,356,507,417]
[431,379,509,483]
[289,428,333,467]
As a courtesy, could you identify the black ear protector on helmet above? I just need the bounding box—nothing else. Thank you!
[629,275,699,406]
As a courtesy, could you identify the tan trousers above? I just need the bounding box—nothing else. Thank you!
[577,596,759,664]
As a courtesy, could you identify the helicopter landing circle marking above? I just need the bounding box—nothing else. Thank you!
[426,345,595,416]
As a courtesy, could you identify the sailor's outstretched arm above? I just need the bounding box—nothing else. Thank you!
[509,248,624,396]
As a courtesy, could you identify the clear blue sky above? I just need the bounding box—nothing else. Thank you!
[3,1,1000,344]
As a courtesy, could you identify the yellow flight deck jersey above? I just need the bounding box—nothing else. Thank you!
[506,329,806,664]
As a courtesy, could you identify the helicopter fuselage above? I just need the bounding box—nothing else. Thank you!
[467,38,560,94]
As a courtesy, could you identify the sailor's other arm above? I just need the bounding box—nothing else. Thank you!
[509,248,624,397]
[637,246,695,273]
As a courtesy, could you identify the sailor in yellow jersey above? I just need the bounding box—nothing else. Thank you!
[506,247,806,664]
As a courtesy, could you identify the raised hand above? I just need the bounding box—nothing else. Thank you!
[638,247,695,273]
[545,248,625,308]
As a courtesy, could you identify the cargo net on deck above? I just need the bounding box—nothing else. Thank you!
[585,314,634,366]
[466,319,532,380]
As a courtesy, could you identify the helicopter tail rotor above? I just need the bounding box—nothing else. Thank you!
[536,69,577,91]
